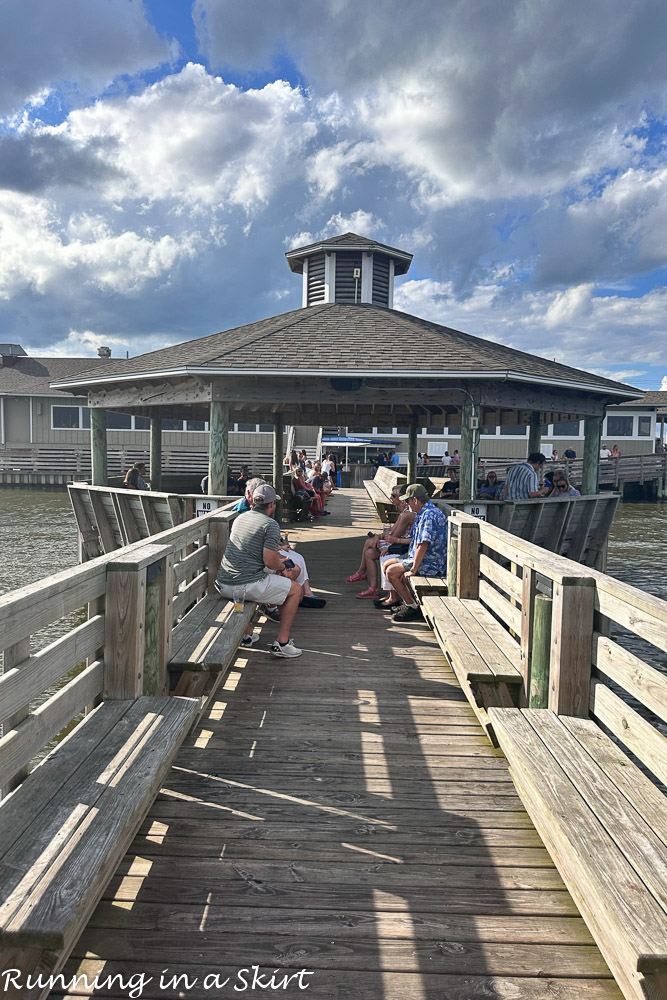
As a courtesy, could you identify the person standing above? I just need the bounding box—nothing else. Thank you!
[504,453,550,500]
[451,450,460,466]
[215,484,303,658]
[389,450,400,468]
[600,444,612,459]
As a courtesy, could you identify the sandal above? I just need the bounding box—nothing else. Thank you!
[345,571,366,583]
[356,587,380,599]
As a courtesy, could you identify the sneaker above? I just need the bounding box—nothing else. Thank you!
[270,639,303,658]
[299,596,327,608]
[259,604,282,622]
[392,605,424,623]
[240,633,259,648]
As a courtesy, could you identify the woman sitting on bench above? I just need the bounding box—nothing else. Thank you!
[346,493,415,599]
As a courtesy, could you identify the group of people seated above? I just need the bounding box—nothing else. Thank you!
[431,461,580,502]
[347,482,448,623]
[287,450,337,518]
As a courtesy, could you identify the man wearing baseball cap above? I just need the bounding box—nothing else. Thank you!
[383,483,448,623]
[215,483,303,657]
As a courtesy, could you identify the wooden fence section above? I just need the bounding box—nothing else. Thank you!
[0,445,274,478]
[435,493,619,569]
[440,509,667,1000]
[0,507,237,795]
[68,484,238,558]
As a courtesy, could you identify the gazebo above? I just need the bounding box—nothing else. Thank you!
[52,232,641,501]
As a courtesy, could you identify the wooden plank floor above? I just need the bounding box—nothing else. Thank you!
[54,489,622,999]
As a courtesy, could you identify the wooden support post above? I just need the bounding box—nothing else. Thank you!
[407,414,419,484]
[527,411,542,457]
[104,543,172,699]
[208,400,229,496]
[459,404,480,502]
[520,565,537,707]
[447,534,458,597]
[150,416,162,492]
[207,514,229,595]
[90,407,107,487]
[582,416,602,496]
[273,412,284,522]
[456,521,480,599]
[529,595,552,709]
[548,577,595,716]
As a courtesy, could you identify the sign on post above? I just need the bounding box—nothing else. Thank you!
[195,498,219,518]
[463,503,487,521]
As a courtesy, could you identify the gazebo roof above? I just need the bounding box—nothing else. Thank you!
[52,302,639,400]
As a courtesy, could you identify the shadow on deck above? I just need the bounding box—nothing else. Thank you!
[55,490,620,1000]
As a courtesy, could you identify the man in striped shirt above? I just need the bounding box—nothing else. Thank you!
[504,453,551,500]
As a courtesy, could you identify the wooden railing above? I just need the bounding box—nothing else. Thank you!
[0,507,237,796]
[0,445,274,477]
[446,509,667,779]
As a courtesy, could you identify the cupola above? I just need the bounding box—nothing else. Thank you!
[285,232,413,309]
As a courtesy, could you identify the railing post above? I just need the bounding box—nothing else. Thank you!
[447,532,458,597]
[456,521,480,599]
[104,542,172,699]
[529,594,552,708]
[520,565,536,706]
[207,513,230,595]
[548,576,595,716]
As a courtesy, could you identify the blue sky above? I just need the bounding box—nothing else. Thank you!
[0,0,666,392]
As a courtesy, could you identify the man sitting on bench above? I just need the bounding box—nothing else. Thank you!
[384,483,448,623]
[215,483,303,658]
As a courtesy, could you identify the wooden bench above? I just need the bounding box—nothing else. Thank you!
[489,707,667,1000]
[422,595,521,743]
[0,696,198,992]
[362,467,406,522]
[408,575,448,600]
[169,594,258,705]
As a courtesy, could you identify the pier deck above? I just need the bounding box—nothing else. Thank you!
[54,490,620,999]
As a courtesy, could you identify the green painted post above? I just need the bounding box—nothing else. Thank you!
[150,416,162,492]
[582,416,602,496]
[90,407,107,486]
[459,404,480,502]
[527,411,542,457]
[273,413,284,522]
[407,415,419,484]
[529,594,552,708]
[208,401,229,495]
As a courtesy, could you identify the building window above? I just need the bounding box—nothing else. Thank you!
[395,426,410,435]
[185,419,207,432]
[258,424,273,433]
[480,425,496,435]
[106,411,132,430]
[82,407,91,428]
[606,415,633,437]
[552,420,580,436]
[236,422,257,432]
[500,424,527,435]
[162,417,185,431]
[376,427,394,434]
[52,406,82,429]
[134,416,150,430]
[638,415,652,437]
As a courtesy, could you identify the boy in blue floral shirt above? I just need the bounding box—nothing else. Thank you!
[385,484,448,622]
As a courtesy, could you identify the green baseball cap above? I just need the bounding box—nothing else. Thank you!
[399,483,429,502]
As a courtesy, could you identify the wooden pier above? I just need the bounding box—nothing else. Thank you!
[1,489,665,999]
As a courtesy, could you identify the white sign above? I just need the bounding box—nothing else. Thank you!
[427,441,447,457]
[464,503,487,521]
[195,498,219,517]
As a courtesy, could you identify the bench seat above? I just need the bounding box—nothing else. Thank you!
[362,479,396,522]
[169,594,257,673]
[0,696,197,958]
[408,575,448,599]
[422,595,521,743]
[488,707,667,1000]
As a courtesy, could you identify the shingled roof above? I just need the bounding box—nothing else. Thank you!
[1,356,125,397]
[51,302,639,400]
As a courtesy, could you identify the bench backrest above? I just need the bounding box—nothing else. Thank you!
[447,510,667,787]
[0,507,238,796]
[374,466,407,493]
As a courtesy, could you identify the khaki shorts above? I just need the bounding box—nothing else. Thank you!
[216,573,292,606]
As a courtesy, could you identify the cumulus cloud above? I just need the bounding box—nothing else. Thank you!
[0,0,171,117]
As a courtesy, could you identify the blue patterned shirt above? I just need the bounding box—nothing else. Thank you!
[408,502,448,576]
